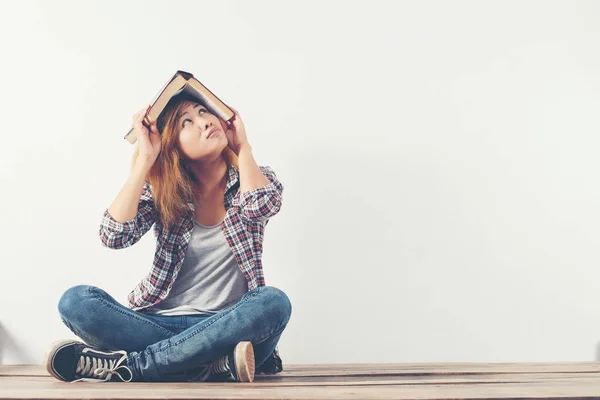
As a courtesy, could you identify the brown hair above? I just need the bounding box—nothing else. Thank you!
[130,93,239,232]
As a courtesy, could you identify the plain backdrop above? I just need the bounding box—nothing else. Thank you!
[1,0,600,365]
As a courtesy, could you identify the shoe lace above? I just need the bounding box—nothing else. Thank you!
[210,354,236,381]
[211,355,230,374]
[190,355,233,382]
[71,348,133,383]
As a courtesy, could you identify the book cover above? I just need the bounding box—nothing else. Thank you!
[124,71,234,144]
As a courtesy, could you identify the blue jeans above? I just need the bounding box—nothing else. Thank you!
[57,285,292,382]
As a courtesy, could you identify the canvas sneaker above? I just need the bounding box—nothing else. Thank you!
[44,339,133,383]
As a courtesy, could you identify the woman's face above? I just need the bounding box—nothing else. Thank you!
[176,101,228,161]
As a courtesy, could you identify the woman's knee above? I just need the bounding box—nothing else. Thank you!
[259,286,292,325]
[57,285,97,320]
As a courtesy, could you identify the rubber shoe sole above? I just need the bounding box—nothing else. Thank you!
[44,339,82,381]
[234,341,255,382]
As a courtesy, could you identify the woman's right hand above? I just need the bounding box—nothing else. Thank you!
[133,106,162,168]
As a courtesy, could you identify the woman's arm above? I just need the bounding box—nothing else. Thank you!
[225,108,283,223]
[100,162,158,249]
[238,143,269,194]
[107,162,152,222]
[238,161,284,223]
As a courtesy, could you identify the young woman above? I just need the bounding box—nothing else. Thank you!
[44,93,292,383]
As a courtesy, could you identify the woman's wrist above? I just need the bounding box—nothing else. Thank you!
[237,142,252,155]
[133,160,153,177]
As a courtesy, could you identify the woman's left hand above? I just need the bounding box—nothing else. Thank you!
[224,106,249,155]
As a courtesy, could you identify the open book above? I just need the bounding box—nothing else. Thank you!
[124,70,234,144]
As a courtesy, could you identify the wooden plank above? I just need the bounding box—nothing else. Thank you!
[3,372,600,386]
[2,379,600,399]
[4,363,600,377]
[0,365,44,377]
[2,364,600,400]
[285,362,600,375]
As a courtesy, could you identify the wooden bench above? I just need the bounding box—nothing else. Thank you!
[2,363,600,399]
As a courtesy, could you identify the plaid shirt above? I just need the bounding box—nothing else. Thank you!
[99,164,284,375]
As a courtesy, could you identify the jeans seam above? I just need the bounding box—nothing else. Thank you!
[87,286,175,337]
[146,289,261,356]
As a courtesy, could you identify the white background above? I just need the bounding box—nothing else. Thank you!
[1,0,600,365]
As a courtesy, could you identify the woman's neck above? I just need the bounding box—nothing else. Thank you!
[189,157,228,199]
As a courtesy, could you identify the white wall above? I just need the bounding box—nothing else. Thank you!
[1,0,600,365]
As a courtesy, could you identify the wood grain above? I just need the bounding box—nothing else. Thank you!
[1,363,600,399]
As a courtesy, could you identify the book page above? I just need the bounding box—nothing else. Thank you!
[181,84,232,121]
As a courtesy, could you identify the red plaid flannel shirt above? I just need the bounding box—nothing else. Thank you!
[99,164,284,374]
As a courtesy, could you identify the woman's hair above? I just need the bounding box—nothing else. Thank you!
[130,93,239,232]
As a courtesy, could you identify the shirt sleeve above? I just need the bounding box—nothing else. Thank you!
[99,181,158,249]
[238,166,284,223]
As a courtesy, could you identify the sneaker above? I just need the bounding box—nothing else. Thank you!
[44,339,133,383]
[199,341,255,382]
